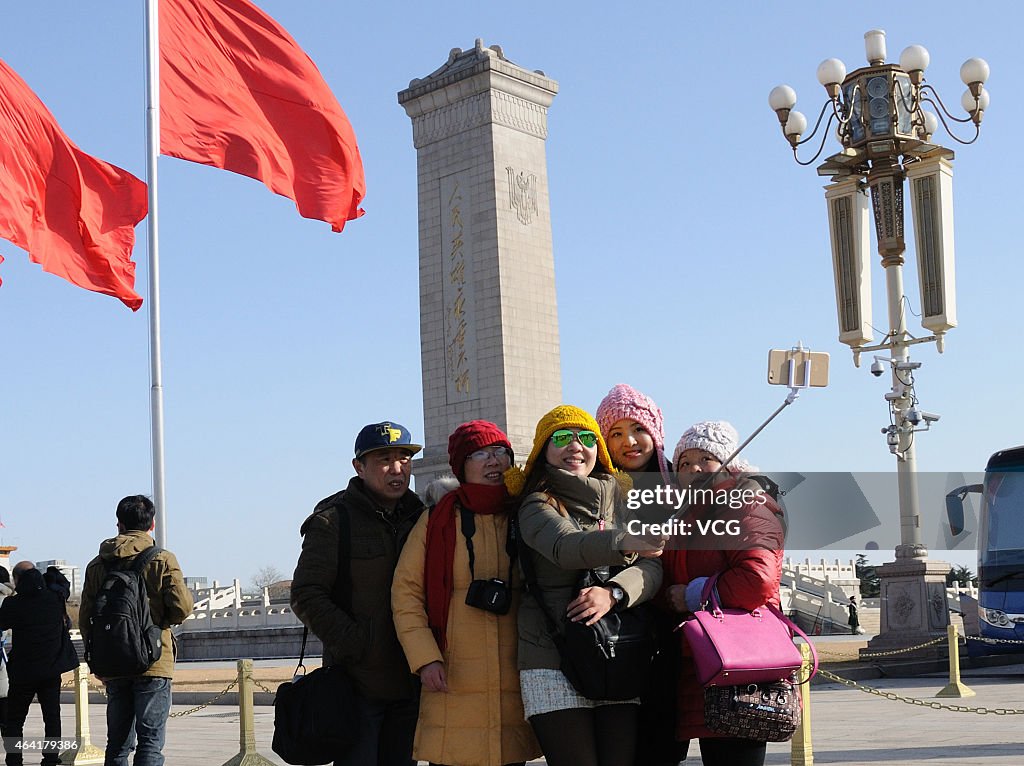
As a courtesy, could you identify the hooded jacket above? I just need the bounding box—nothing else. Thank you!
[0,568,76,684]
[79,530,193,679]
[291,476,425,701]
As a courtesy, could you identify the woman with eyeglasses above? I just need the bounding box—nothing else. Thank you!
[505,405,663,766]
[392,420,539,766]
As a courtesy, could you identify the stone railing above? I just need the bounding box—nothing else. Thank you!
[181,579,301,632]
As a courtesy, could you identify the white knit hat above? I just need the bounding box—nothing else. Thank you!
[672,420,755,472]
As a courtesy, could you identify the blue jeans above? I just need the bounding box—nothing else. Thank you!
[333,694,418,766]
[103,676,171,766]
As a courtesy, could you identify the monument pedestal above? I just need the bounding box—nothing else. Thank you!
[862,551,951,661]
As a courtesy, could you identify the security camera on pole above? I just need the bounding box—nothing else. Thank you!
[769,29,990,657]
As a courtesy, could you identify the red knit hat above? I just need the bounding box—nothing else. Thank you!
[448,420,513,481]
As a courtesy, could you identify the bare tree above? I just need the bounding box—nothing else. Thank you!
[251,564,284,592]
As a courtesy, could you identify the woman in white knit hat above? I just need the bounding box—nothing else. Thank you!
[661,420,786,766]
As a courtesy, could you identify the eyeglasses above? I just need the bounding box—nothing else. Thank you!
[550,429,598,449]
[466,446,512,462]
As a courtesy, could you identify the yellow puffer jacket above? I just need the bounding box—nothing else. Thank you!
[392,507,539,766]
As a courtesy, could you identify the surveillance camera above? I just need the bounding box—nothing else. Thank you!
[895,361,922,372]
[921,411,941,423]
[906,408,922,425]
[870,359,886,377]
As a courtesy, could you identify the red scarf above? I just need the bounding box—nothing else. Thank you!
[424,482,508,653]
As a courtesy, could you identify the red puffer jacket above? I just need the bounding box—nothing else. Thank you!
[659,476,786,742]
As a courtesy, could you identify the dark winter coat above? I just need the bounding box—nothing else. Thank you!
[0,569,76,684]
[291,476,425,702]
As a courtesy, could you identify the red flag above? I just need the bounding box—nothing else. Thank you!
[0,59,147,310]
[159,0,365,232]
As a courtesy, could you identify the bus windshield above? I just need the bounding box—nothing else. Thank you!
[980,470,1024,570]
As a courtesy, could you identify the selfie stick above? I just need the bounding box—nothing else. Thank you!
[670,342,817,521]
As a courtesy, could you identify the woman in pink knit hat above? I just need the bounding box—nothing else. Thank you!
[595,383,672,488]
[595,384,685,766]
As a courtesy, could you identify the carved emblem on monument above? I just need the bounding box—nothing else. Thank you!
[890,585,916,627]
[506,166,538,225]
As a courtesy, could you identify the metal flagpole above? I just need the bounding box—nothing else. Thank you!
[144,0,167,548]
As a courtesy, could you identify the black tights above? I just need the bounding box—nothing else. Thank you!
[694,736,767,766]
[529,704,638,766]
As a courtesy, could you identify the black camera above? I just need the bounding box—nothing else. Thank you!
[465,578,512,615]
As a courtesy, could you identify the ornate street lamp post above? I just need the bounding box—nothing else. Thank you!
[770,30,990,653]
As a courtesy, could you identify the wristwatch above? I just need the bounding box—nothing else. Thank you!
[608,585,626,606]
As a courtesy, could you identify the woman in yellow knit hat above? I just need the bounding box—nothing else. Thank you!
[506,404,663,766]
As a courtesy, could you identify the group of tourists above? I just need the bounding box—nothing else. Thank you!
[291,382,787,766]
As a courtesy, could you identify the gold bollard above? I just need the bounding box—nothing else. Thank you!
[936,623,976,698]
[790,642,814,766]
[221,659,276,766]
[60,663,105,764]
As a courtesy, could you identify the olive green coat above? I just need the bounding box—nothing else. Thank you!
[80,531,193,679]
[516,466,662,670]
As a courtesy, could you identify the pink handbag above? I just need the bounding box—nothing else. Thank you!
[681,574,818,687]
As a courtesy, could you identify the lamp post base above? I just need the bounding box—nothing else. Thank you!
[861,556,952,661]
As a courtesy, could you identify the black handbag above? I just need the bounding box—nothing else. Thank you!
[554,569,656,701]
[272,628,359,765]
[273,506,359,765]
[515,509,657,702]
[704,678,801,742]
[56,622,80,675]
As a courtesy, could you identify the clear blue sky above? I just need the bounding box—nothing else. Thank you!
[2,2,1016,584]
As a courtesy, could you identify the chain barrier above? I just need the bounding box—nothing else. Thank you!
[856,635,949,658]
[168,678,238,718]
[964,634,1024,646]
[251,677,278,695]
[816,668,1024,715]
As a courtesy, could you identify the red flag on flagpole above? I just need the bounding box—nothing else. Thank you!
[159,0,365,232]
[0,59,148,310]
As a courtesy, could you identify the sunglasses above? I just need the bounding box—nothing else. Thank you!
[550,429,599,449]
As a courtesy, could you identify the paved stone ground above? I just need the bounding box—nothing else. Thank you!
[13,662,1024,765]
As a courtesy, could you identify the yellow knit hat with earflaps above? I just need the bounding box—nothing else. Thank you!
[504,404,632,496]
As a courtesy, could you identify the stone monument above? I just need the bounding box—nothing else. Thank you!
[399,41,562,486]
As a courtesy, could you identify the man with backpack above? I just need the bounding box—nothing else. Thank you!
[79,495,193,765]
[291,421,426,766]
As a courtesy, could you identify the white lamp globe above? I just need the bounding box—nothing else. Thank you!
[769,85,797,111]
[960,57,990,85]
[785,110,808,138]
[816,58,847,87]
[899,45,930,73]
[922,110,938,136]
[962,88,990,113]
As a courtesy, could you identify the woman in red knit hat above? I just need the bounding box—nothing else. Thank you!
[392,420,539,766]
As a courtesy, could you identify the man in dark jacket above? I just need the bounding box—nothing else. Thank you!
[291,421,426,766]
[0,562,78,766]
[79,495,193,766]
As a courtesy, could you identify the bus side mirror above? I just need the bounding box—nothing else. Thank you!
[945,484,982,536]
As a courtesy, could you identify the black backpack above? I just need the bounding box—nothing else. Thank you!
[85,546,164,677]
